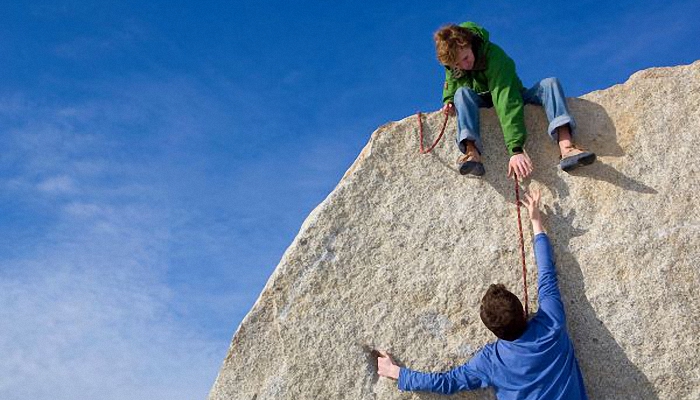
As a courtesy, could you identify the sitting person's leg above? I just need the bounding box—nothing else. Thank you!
[454,87,487,176]
[522,78,596,171]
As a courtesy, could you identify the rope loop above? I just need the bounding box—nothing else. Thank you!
[417,111,449,154]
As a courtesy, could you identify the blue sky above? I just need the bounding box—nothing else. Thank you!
[0,1,698,399]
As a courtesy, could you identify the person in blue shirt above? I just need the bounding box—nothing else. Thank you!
[377,188,588,400]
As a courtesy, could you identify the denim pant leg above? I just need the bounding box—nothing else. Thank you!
[453,87,489,154]
[521,77,576,142]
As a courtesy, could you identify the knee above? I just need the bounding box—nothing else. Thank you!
[454,87,480,105]
[541,77,561,89]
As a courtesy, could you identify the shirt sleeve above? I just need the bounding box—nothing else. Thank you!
[397,350,491,394]
[485,44,527,156]
[534,233,565,326]
[442,68,459,105]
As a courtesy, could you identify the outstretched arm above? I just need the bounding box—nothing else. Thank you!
[376,350,490,394]
[520,189,565,324]
[484,45,531,179]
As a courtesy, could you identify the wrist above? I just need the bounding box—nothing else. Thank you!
[391,365,401,380]
[531,219,544,234]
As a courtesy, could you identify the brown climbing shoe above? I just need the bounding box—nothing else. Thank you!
[457,148,485,176]
[560,146,596,172]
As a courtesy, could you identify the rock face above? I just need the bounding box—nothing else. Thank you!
[209,61,700,400]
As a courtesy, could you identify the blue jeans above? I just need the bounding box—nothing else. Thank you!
[454,77,576,154]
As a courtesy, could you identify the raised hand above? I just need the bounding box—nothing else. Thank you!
[520,188,541,220]
[520,188,545,234]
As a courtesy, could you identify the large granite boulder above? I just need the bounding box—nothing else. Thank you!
[209,61,700,400]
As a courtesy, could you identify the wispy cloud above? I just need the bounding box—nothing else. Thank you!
[53,19,150,60]
[37,175,78,194]
[0,195,222,399]
[0,253,220,400]
[0,76,246,399]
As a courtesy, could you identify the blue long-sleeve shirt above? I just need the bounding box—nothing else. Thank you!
[398,233,588,400]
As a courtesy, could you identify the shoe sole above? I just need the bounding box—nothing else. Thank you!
[459,161,485,176]
[560,152,596,172]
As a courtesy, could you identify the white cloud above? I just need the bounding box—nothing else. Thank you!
[0,182,224,399]
[63,202,103,218]
[37,175,77,194]
[53,19,150,60]
[0,42,333,396]
[0,257,221,400]
[0,77,240,399]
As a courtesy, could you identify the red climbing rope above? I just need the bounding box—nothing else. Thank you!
[417,112,449,154]
[514,179,530,318]
[415,111,530,317]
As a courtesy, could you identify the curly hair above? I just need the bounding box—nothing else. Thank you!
[480,284,527,341]
[433,24,478,66]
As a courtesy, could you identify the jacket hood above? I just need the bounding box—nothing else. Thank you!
[459,21,490,45]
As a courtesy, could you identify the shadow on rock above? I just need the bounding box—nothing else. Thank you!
[568,98,624,158]
[545,203,659,400]
[568,161,657,194]
[424,96,643,201]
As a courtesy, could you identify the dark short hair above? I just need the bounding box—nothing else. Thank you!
[480,284,527,341]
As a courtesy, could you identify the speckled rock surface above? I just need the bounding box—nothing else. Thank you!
[209,61,700,400]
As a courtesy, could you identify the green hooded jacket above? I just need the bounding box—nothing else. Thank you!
[442,22,526,156]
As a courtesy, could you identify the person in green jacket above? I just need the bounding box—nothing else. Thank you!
[435,22,596,178]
